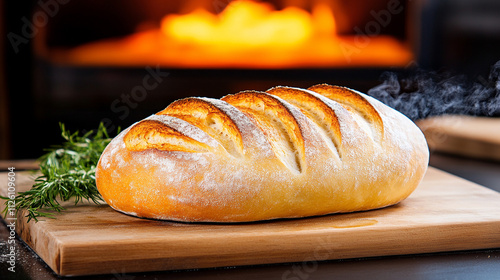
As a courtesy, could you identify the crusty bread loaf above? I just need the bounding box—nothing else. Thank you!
[96,84,429,222]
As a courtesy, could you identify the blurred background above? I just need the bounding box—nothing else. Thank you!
[1,0,500,159]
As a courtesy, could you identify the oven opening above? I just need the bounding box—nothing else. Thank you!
[37,0,413,69]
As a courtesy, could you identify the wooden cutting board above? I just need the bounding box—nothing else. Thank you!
[1,167,500,276]
[417,115,500,161]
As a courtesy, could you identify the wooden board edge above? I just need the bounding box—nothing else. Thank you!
[0,171,62,275]
[56,220,500,276]
[16,209,63,275]
[2,167,500,277]
[0,160,39,171]
[422,128,500,161]
[417,116,500,162]
[416,115,500,144]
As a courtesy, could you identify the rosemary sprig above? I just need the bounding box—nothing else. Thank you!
[1,122,116,222]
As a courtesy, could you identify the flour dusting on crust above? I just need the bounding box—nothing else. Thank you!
[96,84,429,223]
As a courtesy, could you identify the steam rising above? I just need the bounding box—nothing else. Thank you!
[368,61,500,120]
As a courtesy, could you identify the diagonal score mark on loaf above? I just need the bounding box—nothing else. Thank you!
[222,91,305,174]
[308,84,384,143]
[123,119,211,153]
[266,86,343,159]
[157,97,244,157]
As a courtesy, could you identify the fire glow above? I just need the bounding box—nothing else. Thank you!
[52,1,413,68]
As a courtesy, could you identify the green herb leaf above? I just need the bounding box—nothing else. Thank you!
[2,122,118,222]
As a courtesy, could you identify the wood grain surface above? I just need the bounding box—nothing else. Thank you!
[417,115,500,161]
[1,167,500,276]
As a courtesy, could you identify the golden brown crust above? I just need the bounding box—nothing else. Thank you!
[97,84,429,223]
[124,120,210,153]
[308,84,384,142]
[222,90,306,173]
[158,97,244,157]
[266,86,343,157]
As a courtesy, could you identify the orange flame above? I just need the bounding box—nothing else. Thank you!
[53,1,412,68]
[161,1,322,48]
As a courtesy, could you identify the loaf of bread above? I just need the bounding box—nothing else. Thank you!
[96,84,429,222]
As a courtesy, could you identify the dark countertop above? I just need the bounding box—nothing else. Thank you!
[1,152,500,280]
